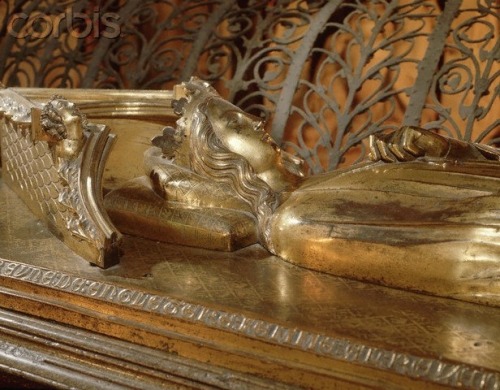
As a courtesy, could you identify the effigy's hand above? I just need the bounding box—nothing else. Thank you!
[369,126,449,162]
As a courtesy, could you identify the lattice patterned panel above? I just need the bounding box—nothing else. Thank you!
[1,115,63,220]
[0,99,102,249]
[0,90,120,267]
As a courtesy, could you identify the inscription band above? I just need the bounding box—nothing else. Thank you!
[0,259,498,390]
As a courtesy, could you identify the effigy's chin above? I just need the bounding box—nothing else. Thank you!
[269,160,500,306]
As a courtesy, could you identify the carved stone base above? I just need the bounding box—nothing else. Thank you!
[1,176,499,389]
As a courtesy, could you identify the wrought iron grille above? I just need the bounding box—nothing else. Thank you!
[0,0,498,173]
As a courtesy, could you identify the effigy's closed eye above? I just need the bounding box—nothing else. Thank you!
[225,114,241,133]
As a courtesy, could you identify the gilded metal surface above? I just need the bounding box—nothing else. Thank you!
[106,79,500,307]
[0,88,120,267]
[12,87,176,124]
[12,87,176,190]
[1,177,500,389]
[0,1,498,172]
[0,309,290,390]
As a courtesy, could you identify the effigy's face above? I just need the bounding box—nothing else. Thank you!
[51,99,76,119]
[204,97,281,174]
[205,97,266,137]
[50,99,84,140]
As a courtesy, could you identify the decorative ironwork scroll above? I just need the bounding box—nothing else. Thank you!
[0,0,498,173]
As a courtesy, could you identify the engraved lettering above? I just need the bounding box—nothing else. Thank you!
[316,336,335,355]
[145,295,163,311]
[87,281,102,296]
[3,262,18,276]
[12,264,29,278]
[81,280,95,295]
[38,269,51,284]
[241,319,255,335]
[393,353,412,375]
[459,367,480,388]
[48,272,62,286]
[70,278,85,292]
[55,274,72,289]
[372,350,396,369]
[19,267,38,282]
[26,267,41,283]
[253,320,271,338]
[412,358,433,377]
[41,271,56,285]
[344,343,360,361]
[299,333,318,351]
[270,326,290,345]
[229,314,245,331]
[205,310,222,326]
[196,307,209,322]
[484,373,500,390]
[215,312,231,328]
[291,330,303,346]
[130,292,151,308]
[434,365,460,386]
[357,345,372,363]
[331,340,348,358]
[180,303,199,320]
[162,300,179,315]
[1,260,498,389]
[117,289,133,304]
[102,285,118,300]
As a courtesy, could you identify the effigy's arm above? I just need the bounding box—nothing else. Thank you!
[369,126,500,163]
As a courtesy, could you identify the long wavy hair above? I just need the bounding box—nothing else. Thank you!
[188,104,279,247]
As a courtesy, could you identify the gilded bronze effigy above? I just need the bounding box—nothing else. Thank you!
[105,78,500,307]
[0,84,499,389]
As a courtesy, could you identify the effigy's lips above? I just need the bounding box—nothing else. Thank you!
[0,87,121,268]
